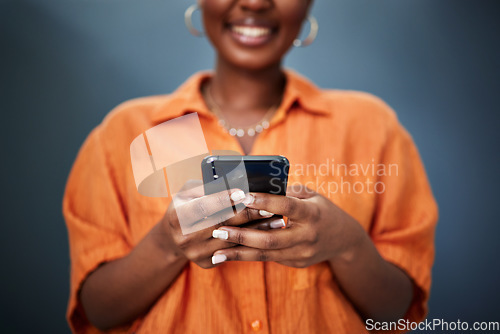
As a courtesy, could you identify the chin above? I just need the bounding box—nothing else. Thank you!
[231,58,281,71]
[219,47,286,72]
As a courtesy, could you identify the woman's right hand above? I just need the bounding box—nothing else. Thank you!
[160,181,282,269]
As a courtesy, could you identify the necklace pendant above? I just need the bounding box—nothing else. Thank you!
[204,84,278,139]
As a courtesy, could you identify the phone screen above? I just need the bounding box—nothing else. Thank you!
[202,156,289,196]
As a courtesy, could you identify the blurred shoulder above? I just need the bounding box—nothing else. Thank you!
[287,70,399,128]
[322,89,398,125]
[100,95,171,131]
[309,88,407,149]
[83,95,173,165]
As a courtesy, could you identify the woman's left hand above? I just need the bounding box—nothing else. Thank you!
[211,186,364,268]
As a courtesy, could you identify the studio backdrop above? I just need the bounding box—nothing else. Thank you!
[1,0,499,332]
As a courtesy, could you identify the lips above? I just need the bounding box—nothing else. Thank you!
[226,18,277,47]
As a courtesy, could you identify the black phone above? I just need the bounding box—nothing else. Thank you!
[201,155,289,196]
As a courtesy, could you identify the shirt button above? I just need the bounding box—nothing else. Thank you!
[251,319,262,331]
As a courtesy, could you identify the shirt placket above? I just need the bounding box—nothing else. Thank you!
[237,262,270,334]
[210,113,288,334]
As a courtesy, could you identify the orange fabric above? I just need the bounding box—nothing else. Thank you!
[63,70,438,333]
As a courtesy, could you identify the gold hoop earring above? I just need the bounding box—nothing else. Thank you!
[293,15,319,47]
[184,4,204,37]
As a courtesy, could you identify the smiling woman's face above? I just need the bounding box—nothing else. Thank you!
[200,0,312,70]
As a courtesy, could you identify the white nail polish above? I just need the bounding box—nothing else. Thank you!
[212,229,229,240]
[212,254,227,265]
[259,210,274,217]
[243,194,255,206]
[270,219,286,229]
[230,190,245,202]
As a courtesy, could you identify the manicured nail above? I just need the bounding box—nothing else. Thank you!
[243,194,255,206]
[230,190,246,202]
[270,219,286,229]
[259,210,274,217]
[212,254,227,265]
[212,229,229,240]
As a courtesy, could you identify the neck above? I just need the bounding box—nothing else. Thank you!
[209,57,286,114]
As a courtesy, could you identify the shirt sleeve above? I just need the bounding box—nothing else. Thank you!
[63,126,136,333]
[370,118,438,324]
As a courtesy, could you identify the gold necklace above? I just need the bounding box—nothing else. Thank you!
[203,84,278,137]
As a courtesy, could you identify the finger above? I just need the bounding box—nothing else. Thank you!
[212,224,305,250]
[244,192,313,220]
[189,207,236,233]
[179,209,283,242]
[209,217,286,243]
[174,188,249,226]
[247,220,273,230]
[241,217,288,230]
[187,205,277,236]
[179,213,284,245]
[186,238,239,268]
[211,246,289,263]
[206,237,238,252]
[220,204,278,227]
[170,224,238,255]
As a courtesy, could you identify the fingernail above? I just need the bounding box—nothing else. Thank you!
[212,229,229,240]
[259,210,274,217]
[270,219,286,229]
[243,194,255,206]
[212,254,227,265]
[230,190,246,202]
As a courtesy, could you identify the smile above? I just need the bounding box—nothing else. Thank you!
[231,26,272,38]
[228,24,276,47]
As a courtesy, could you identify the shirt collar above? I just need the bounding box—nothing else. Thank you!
[151,69,331,125]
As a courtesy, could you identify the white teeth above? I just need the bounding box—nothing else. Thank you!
[231,26,271,38]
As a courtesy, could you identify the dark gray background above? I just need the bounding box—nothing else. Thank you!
[1,0,499,332]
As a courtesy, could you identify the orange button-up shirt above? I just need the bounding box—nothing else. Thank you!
[64,70,438,333]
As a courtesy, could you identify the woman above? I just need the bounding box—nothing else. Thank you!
[64,0,437,333]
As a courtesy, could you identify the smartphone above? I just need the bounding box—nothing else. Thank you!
[201,155,289,196]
